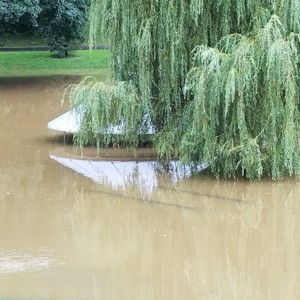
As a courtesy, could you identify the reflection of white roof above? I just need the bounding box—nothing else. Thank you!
[50,154,208,194]
[50,154,157,192]
[47,107,156,134]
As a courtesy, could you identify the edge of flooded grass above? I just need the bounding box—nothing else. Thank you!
[0,69,111,79]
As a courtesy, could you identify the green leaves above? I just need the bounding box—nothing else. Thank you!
[184,15,300,179]
[0,0,41,34]
[69,77,154,148]
[0,0,88,57]
[71,0,300,179]
[39,0,88,57]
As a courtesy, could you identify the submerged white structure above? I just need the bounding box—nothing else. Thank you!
[47,107,156,135]
[48,109,82,133]
[48,108,208,193]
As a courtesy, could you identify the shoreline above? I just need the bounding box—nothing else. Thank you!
[0,45,109,52]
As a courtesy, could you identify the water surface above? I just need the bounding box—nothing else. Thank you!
[0,77,300,300]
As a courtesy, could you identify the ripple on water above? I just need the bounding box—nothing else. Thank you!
[0,249,62,274]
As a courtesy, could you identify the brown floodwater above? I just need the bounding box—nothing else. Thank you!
[0,77,300,300]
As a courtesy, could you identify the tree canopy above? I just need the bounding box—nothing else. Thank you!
[70,0,300,179]
[0,0,88,57]
[0,0,41,35]
[39,0,88,57]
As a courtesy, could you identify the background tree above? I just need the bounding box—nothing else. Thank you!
[0,0,41,36]
[70,0,300,179]
[39,0,88,57]
[0,0,89,56]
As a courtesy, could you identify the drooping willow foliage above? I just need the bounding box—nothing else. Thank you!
[70,0,300,179]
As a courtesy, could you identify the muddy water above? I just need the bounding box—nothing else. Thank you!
[0,77,300,300]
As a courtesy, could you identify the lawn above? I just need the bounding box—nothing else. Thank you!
[0,49,110,77]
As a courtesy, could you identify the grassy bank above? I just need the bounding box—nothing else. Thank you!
[0,49,110,77]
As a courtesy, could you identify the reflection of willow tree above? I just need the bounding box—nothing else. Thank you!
[69,1,300,179]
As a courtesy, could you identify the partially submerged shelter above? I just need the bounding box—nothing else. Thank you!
[47,108,156,135]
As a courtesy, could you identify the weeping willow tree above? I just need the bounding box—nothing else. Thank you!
[69,0,300,179]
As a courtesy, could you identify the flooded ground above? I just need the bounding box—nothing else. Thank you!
[0,77,300,300]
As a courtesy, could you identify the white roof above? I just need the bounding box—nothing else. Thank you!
[47,108,156,134]
[48,109,82,133]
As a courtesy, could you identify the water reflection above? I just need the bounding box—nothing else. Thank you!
[68,181,300,300]
[1,77,300,300]
[0,249,61,274]
[49,150,208,195]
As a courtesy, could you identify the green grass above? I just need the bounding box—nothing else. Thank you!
[0,49,110,77]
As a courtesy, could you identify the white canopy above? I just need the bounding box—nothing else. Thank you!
[47,107,156,134]
[47,109,82,133]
